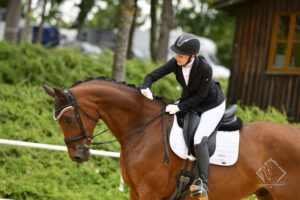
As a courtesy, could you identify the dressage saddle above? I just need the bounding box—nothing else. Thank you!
[177,104,243,157]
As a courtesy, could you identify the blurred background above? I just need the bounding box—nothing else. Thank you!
[0,0,233,79]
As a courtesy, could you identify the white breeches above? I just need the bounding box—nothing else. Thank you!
[193,101,226,145]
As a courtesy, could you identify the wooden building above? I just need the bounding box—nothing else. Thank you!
[214,0,300,122]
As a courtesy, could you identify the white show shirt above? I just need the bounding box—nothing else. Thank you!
[182,58,195,85]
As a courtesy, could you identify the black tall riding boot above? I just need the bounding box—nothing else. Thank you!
[190,136,210,200]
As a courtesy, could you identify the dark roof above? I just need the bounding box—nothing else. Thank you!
[213,0,249,10]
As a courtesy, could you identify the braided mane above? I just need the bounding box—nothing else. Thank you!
[70,76,168,104]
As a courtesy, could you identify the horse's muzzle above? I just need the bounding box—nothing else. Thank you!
[72,148,90,163]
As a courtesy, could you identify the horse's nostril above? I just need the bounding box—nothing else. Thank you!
[74,155,82,161]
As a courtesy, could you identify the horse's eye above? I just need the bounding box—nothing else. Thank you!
[65,116,74,124]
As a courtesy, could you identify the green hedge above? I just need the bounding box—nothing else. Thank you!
[0,41,111,87]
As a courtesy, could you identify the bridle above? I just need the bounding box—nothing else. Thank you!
[55,88,107,150]
[54,88,171,165]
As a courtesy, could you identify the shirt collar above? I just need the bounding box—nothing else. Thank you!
[184,58,195,68]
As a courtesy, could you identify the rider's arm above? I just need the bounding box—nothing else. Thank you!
[142,58,176,89]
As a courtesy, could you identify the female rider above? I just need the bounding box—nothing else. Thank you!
[141,33,225,200]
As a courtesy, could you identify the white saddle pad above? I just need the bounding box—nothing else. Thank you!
[169,115,240,166]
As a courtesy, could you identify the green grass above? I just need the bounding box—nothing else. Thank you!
[243,195,258,200]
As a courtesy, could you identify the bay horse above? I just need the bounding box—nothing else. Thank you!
[42,77,300,200]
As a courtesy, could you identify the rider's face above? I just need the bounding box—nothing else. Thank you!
[174,54,194,66]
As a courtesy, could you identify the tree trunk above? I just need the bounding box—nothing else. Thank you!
[4,0,21,44]
[37,0,47,44]
[22,0,32,42]
[154,0,173,63]
[126,0,137,59]
[150,0,158,61]
[75,0,95,40]
[112,0,136,81]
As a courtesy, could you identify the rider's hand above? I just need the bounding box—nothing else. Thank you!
[166,104,180,114]
[141,88,153,100]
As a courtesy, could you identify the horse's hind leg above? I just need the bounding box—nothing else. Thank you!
[255,188,274,200]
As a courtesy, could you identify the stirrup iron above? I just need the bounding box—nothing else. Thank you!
[190,178,208,199]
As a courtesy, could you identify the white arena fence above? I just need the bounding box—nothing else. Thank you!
[0,139,124,193]
[0,139,120,157]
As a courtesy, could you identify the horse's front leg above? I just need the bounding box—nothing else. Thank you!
[136,183,161,200]
[130,188,138,200]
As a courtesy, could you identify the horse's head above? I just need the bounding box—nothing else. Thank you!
[42,84,99,163]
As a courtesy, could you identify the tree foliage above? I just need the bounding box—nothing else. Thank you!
[36,0,65,43]
[0,0,9,7]
[85,0,119,30]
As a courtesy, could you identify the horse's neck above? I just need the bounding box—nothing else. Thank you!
[78,81,163,146]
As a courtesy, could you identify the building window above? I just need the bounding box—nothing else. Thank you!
[268,12,300,74]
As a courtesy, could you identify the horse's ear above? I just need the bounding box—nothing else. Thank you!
[42,84,55,97]
[53,87,68,102]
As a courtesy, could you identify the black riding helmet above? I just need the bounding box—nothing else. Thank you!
[170,33,200,55]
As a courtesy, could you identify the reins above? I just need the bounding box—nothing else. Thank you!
[91,109,171,165]
[91,110,167,145]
